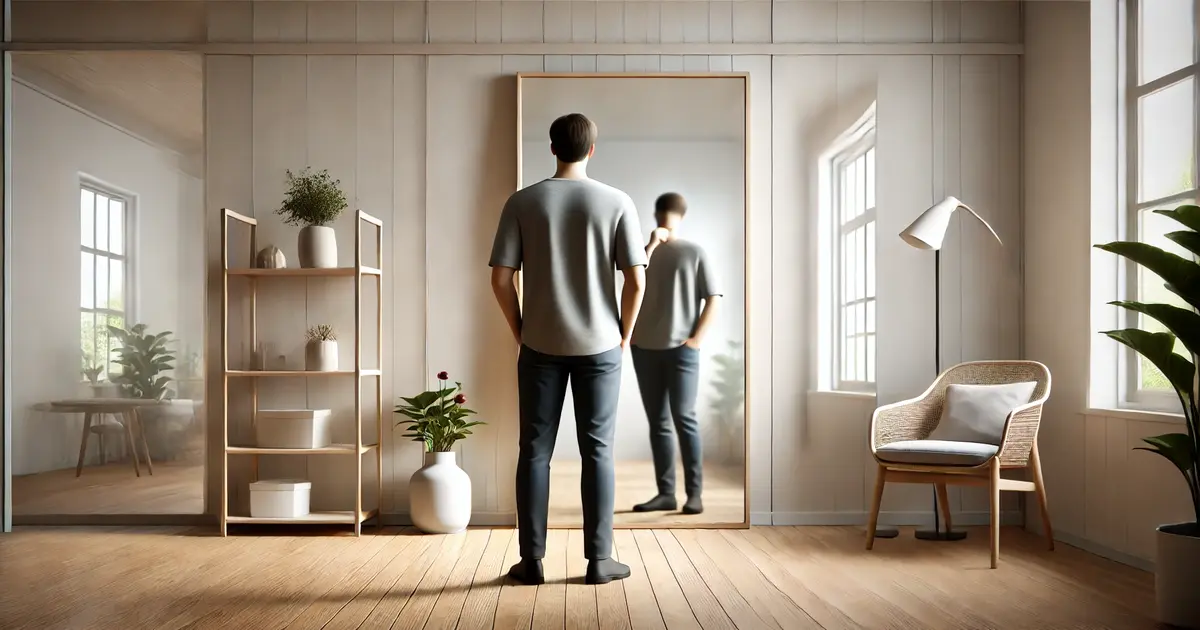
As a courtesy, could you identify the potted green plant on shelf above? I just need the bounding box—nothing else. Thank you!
[395,371,483,534]
[276,168,348,269]
[305,324,338,372]
[1096,203,1200,629]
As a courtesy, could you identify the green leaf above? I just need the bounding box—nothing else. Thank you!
[1166,230,1200,258]
[1135,433,1196,476]
[1155,205,1200,233]
[1095,241,1200,310]
[1109,301,1200,358]
[1102,329,1195,397]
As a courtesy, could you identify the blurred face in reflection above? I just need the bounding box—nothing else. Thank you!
[654,192,687,232]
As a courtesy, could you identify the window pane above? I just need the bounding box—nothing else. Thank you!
[855,226,866,298]
[844,162,857,223]
[1140,0,1194,84]
[81,189,94,248]
[866,221,876,297]
[855,155,866,216]
[856,335,867,382]
[95,194,109,251]
[80,253,94,309]
[867,299,876,334]
[847,229,858,301]
[109,199,124,255]
[81,312,96,368]
[105,313,124,378]
[109,259,124,312]
[856,302,866,338]
[1139,78,1195,202]
[844,304,856,337]
[866,335,876,383]
[865,148,876,210]
[96,256,109,310]
[847,336,857,382]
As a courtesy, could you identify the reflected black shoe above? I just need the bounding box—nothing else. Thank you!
[632,494,677,512]
[682,496,704,515]
[586,558,631,585]
[507,558,544,585]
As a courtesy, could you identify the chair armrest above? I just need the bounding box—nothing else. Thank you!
[870,394,942,452]
[997,399,1045,467]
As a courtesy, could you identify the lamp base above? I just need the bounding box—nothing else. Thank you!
[915,528,967,541]
[873,526,899,539]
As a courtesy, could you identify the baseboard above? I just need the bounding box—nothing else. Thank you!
[769,510,1025,527]
[384,512,517,527]
[13,514,216,527]
[1054,531,1155,572]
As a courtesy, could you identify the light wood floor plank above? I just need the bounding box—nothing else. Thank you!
[284,530,418,629]
[533,529,569,630]
[387,531,472,630]
[351,534,448,629]
[456,528,515,630]
[595,532,631,630]
[421,529,492,630]
[566,529,600,630]
[494,529,537,630]
[613,530,663,630]
[320,534,438,629]
[652,531,737,630]
[633,530,699,630]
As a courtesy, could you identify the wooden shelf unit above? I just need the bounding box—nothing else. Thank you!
[220,208,384,536]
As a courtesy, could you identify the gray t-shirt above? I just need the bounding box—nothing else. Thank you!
[631,239,721,350]
[489,178,648,357]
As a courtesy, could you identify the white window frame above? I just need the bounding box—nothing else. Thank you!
[80,179,135,380]
[817,103,878,393]
[1123,0,1197,412]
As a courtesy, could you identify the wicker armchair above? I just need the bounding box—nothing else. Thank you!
[865,360,1053,568]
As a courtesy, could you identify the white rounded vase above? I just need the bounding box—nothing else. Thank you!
[1156,523,1200,628]
[298,225,338,268]
[304,340,338,372]
[409,451,471,534]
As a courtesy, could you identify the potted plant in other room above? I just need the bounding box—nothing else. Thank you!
[395,371,484,534]
[1096,203,1200,629]
[305,324,338,372]
[108,323,176,401]
[276,168,348,268]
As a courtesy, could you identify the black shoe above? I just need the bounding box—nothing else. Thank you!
[586,558,631,585]
[682,496,704,515]
[632,494,677,512]
[507,558,544,585]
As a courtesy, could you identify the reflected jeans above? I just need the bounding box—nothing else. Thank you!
[631,344,703,499]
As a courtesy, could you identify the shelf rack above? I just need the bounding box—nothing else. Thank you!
[220,208,384,536]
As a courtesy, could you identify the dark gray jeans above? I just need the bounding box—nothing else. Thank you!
[516,344,622,561]
[631,344,703,499]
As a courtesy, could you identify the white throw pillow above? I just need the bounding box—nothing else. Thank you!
[927,382,1038,446]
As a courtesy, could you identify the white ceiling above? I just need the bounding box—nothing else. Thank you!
[520,76,745,142]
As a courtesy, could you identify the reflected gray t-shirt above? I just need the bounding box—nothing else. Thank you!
[631,239,721,350]
[489,178,648,357]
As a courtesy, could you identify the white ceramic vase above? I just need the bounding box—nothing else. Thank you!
[305,340,338,372]
[409,451,471,534]
[1156,523,1200,628]
[298,225,338,268]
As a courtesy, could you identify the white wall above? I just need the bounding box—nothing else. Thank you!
[10,81,204,476]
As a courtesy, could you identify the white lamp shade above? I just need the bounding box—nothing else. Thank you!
[899,196,1002,251]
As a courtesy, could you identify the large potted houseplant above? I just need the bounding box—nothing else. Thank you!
[108,323,176,401]
[395,371,483,534]
[1096,203,1200,629]
[276,168,348,268]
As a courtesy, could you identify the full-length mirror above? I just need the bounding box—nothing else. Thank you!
[517,74,748,527]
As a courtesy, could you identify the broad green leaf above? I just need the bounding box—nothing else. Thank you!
[1109,301,1200,358]
[1155,205,1200,233]
[1103,329,1195,397]
[1135,433,1196,476]
[1095,241,1200,310]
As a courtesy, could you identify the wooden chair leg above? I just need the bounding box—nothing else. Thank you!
[935,483,952,533]
[134,411,154,475]
[75,413,94,478]
[122,412,141,478]
[98,430,107,466]
[866,464,887,550]
[1030,442,1055,551]
[989,458,1001,569]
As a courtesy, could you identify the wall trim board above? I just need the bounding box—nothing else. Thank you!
[770,510,1024,527]
[1055,531,1156,572]
[1,42,1025,56]
[13,513,215,526]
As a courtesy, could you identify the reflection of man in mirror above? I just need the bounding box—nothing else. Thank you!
[630,193,722,516]
[489,113,647,586]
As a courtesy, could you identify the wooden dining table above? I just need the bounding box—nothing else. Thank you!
[48,398,168,478]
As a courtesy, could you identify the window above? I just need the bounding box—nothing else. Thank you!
[1125,0,1196,409]
[818,104,877,393]
[80,183,130,379]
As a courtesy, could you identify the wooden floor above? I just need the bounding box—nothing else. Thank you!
[12,459,204,515]
[0,525,1157,629]
[550,461,744,526]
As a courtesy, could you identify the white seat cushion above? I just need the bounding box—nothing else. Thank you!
[876,440,999,467]
[927,381,1038,445]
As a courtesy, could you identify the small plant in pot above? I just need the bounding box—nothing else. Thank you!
[395,371,484,534]
[1096,203,1200,629]
[276,168,348,269]
[305,324,338,372]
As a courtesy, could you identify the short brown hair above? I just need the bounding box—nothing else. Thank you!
[655,192,688,216]
[549,113,597,163]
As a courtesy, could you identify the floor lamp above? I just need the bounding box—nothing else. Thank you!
[899,196,1002,541]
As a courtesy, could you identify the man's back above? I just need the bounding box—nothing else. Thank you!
[489,178,646,356]
[632,239,719,350]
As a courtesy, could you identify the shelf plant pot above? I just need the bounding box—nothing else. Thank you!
[298,225,337,268]
[409,451,471,534]
[1157,522,1200,628]
[305,340,338,372]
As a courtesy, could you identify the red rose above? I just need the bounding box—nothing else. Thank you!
[454,393,467,405]
[437,371,449,380]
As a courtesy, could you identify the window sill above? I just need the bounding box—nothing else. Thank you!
[1085,407,1186,424]
[810,390,876,402]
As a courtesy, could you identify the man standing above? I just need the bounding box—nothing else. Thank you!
[630,193,722,516]
[489,113,647,585]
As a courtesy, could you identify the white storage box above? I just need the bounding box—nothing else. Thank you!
[255,409,332,449]
[250,479,312,518]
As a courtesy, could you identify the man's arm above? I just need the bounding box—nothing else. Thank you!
[490,266,522,345]
[645,228,670,258]
[619,266,646,349]
[684,296,721,348]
